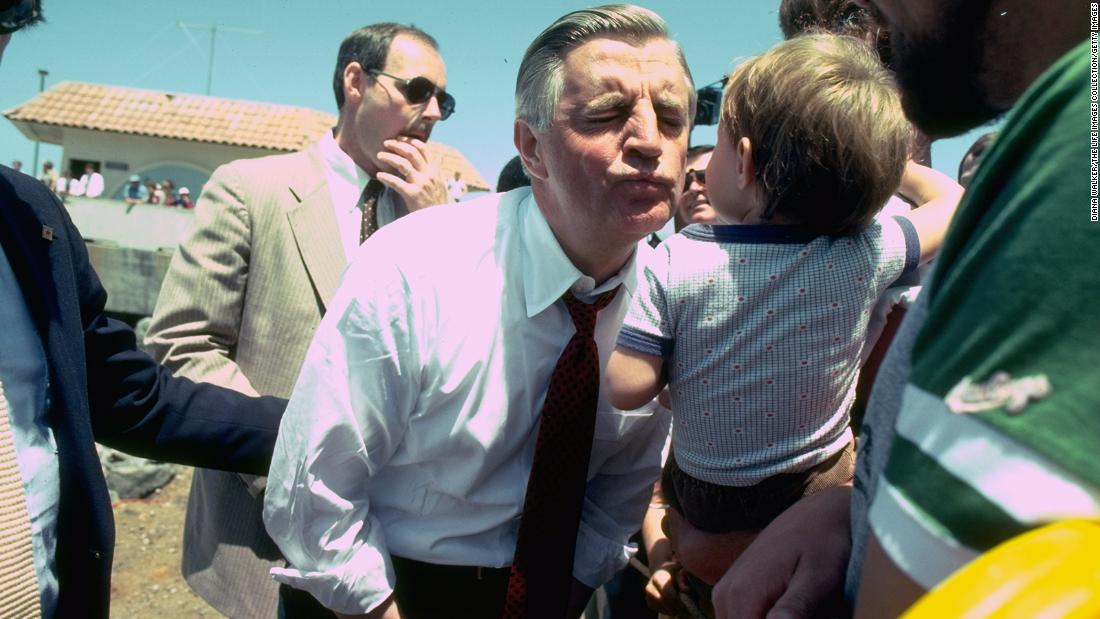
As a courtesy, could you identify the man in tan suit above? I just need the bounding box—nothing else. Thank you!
[145,22,454,618]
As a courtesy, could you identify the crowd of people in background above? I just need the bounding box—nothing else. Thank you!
[24,159,195,208]
[119,174,193,208]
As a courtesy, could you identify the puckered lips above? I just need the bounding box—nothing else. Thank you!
[613,173,675,201]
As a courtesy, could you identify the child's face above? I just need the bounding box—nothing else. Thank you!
[705,120,760,224]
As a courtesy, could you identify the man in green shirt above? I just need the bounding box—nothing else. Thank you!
[708,1,1098,617]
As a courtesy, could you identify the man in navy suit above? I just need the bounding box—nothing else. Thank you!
[0,2,284,616]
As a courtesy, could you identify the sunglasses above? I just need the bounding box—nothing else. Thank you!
[368,69,455,121]
[684,168,706,191]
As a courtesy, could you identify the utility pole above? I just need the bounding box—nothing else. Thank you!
[177,22,260,95]
[32,68,48,176]
[206,23,216,96]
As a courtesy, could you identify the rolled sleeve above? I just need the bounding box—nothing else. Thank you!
[263,257,420,614]
[617,324,673,358]
[891,215,921,276]
[866,213,921,288]
[268,529,394,614]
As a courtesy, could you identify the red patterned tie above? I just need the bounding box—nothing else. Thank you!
[503,287,621,619]
[359,179,385,244]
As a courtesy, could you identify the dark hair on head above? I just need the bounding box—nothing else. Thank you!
[496,155,530,193]
[778,0,891,69]
[957,131,997,186]
[0,0,44,33]
[687,144,714,160]
[332,23,438,110]
[515,4,695,130]
[721,33,910,237]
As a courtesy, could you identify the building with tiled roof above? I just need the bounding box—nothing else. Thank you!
[4,81,489,199]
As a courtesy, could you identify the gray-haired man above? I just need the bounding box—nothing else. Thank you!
[263,4,694,618]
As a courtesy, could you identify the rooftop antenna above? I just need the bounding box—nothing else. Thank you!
[177,22,261,95]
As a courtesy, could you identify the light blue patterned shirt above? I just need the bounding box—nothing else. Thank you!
[619,215,918,486]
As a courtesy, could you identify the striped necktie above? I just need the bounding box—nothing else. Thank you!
[0,381,42,618]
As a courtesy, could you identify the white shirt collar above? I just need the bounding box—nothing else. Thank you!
[318,129,414,260]
[318,129,372,211]
[517,190,639,318]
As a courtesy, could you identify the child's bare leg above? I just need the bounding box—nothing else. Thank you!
[666,507,761,586]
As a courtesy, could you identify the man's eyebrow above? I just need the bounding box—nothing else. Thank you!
[653,93,688,117]
[582,93,629,114]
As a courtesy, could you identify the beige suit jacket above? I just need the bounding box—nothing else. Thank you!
[145,143,352,618]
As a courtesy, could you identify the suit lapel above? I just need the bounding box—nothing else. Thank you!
[0,174,90,440]
[0,181,59,337]
[285,149,347,310]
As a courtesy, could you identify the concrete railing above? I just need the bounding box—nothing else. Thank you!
[65,197,195,316]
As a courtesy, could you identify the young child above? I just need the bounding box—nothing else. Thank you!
[607,32,962,584]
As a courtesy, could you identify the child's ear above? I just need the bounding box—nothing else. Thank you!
[736,137,755,190]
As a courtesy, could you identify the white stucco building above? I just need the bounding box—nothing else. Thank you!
[5,81,489,200]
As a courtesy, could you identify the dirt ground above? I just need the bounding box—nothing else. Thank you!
[107,469,618,618]
[110,466,222,618]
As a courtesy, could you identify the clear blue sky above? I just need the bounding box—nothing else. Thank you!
[2,0,990,185]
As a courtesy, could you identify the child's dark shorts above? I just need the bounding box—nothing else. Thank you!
[663,442,855,533]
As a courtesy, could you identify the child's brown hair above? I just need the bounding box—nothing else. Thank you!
[721,33,909,236]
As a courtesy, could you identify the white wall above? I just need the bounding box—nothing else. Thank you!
[60,128,284,198]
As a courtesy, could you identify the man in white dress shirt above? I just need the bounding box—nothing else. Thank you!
[77,163,104,198]
[144,22,453,619]
[263,4,695,618]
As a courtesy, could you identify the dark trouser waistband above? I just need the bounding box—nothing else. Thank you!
[278,583,337,619]
[278,557,512,619]
[392,555,511,618]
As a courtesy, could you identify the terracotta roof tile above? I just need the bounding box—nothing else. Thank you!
[5,81,489,190]
[5,81,332,150]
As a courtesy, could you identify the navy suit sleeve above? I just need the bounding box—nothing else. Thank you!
[59,193,285,475]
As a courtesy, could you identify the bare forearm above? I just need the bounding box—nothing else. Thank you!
[897,161,961,205]
[853,534,926,619]
[896,162,964,263]
[607,347,667,410]
[642,480,690,614]
[642,482,671,564]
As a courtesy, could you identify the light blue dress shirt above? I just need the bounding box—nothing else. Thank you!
[263,188,671,615]
[0,244,61,617]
